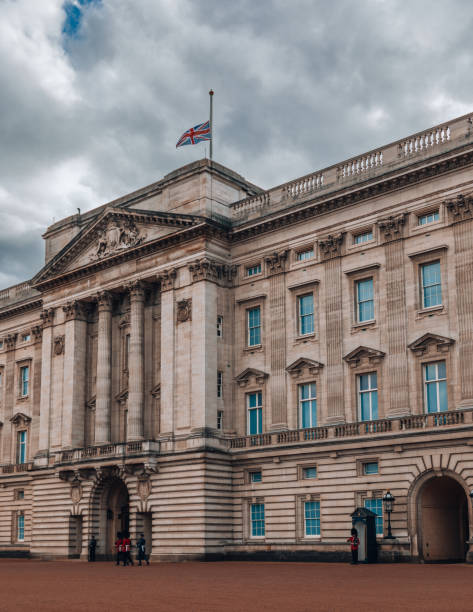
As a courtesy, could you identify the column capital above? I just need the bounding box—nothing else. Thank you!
[4,333,17,350]
[127,280,145,301]
[63,300,89,322]
[31,325,43,342]
[377,213,407,243]
[188,258,237,285]
[445,193,473,223]
[157,268,177,291]
[96,291,113,312]
[40,307,55,328]
[264,250,288,276]
[319,233,345,260]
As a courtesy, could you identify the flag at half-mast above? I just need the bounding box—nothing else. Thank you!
[176,120,211,148]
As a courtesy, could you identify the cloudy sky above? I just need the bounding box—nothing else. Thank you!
[1,0,472,289]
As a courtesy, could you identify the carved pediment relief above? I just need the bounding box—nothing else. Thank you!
[235,368,269,387]
[286,358,324,377]
[151,383,161,399]
[115,389,128,404]
[10,412,32,427]
[86,396,96,411]
[343,346,386,368]
[408,333,455,356]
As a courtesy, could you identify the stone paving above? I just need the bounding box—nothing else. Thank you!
[1,559,472,612]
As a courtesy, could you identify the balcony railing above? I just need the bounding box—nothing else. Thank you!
[229,409,473,449]
[57,440,160,464]
[0,462,33,474]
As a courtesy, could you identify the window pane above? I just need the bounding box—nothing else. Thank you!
[364,498,383,535]
[357,279,373,301]
[250,471,262,483]
[251,503,265,537]
[364,462,378,475]
[304,501,320,536]
[370,391,378,420]
[303,467,317,479]
[359,374,370,391]
[438,361,446,379]
[371,372,377,388]
[425,363,437,381]
[359,300,374,322]
[438,380,447,412]
[360,393,371,421]
[249,409,258,434]
[426,382,438,413]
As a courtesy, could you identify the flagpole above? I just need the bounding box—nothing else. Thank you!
[209,89,214,161]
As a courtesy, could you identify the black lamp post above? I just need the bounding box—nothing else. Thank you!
[382,490,395,539]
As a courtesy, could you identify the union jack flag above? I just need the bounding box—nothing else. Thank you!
[176,120,211,148]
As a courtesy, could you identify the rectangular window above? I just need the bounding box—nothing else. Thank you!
[124,334,130,370]
[250,471,262,483]
[421,261,442,308]
[217,371,223,398]
[358,372,378,421]
[0,341,3,349]
[299,383,317,428]
[303,466,317,479]
[250,503,265,537]
[418,211,439,225]
[217,410,224,430]
[17,431,27,464]
[217,315,223,338]
[363,462,379,475]
[298,294,314,335]
[247,391,263,435]
[354,231,373,244]
[17,490,25,500]
[356,278,374,322]
[246,263,262,277]
[247,306,261,347]
[304,501,321,536]
[297,248,314,261]
[364,498,383,536]
[17,514,25,542]
[19,365,29,397]
[424,361,447,413]
[21,334,30,343]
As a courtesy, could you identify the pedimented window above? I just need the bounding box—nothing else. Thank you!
[408,333,454,357]
[343,346,385,369]
[235,368,269,388]
[286,358,324,378]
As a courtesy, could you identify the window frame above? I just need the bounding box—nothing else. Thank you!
[298,382,317,429]
[17,430,27,465]
[423,360,447,413]
[217,410,224,430]
[420,260,442,309]
[418,210,440,226]
[217,370,223,399]
[247,391,263,435]
[408,246,448,317]
[357,371,378,422]
[18,363,30,398]
[247,305,262,348]
[304,499,321,537]
[296,247,315,262]
[297,293,315,336]
[217,315,223,338]
[363,497,384,537]
[246,263,262,278]
[249,502,265,538]
[353,230,374,245]
[355,277,375,324]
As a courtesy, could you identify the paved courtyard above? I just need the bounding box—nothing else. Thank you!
[1,559,472,611]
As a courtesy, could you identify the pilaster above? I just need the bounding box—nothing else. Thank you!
[37,309,54,458]
[2,334,17,463]
[159,269,176,436]
[95,291,113,444]
[127,281,145,441]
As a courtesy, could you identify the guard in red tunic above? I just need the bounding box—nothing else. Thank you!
[122,533,134,566]
[114,532,122,566]
[347,527,360,564]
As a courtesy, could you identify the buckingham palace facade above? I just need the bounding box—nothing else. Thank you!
[2,114,473,562]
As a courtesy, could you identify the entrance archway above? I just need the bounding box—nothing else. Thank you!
[419,476,468,562]
[91,477,130,559]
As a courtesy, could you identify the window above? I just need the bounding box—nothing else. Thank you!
[247,391,263,435]
[421,261,442,308]
[217,410,224,430]
[358,372,378,421]
[363,462,379,475]
[0,340,3,349]
[304,501,320,536]
[250,503,265,537]
[125,334,130,370]
[217,371,223,398]
[297,248,314,261]
[246,263,261,277]
[355,278,374,322]
[303,466,317,479]
[17,513,25,542]
[250,471,262,483]
[17,431,27,464]
[21,333,30,343]
[299,383,317,428]
[364,498,383,536]
[424,361,447,413]
[217,316,223,337]
[298,294,314,335]
[247,306,261,347]
[16,490,25,501]
[19,365,29,397]
[354,231,373,244]
[418,211,439,225]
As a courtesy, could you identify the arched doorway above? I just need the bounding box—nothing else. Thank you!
[419,476,468,562]
[91,478,130,559]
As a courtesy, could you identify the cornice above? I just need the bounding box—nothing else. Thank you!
[0,299,42,321]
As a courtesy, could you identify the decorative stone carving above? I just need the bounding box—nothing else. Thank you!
[119,313,130,329]
[157,268,177,291]
[378,214,406,242]
[286,358,324,378]
[63,300,89,322]
[150,383,161,399]
[319,233,345,260]
[71,480,83,503]
[127,279,145,300]
[96,291,113,311]
[10,412,32,427]
[235,367,269,388]
[91,218,145,260]
[40,308,55,328]
[176,299,192,323]
[4,333,17,350]
[408,333,455,357]
[54,335,65,356]
[188,258,237,285]
[445,193,473,222]
[31,325,43,342]
[343,346,386,368]
[264,250,288,275]
[138,479,151,501]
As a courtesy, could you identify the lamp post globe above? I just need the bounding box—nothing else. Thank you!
[382,490,395,539]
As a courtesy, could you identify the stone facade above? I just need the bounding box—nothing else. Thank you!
[2,117,473,561]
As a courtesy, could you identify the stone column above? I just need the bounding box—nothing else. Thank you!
[379,214,409,417]
[31,325,43,457]
[320,234,345,423]
[265,251,288,430]
[158,269,177,436]
[62,301,88,448]
[37,308,55,459]
[2,333,17,463]
[127,281,145,441]
[95,291,113,444]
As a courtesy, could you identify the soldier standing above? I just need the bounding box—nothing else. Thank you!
[114,532,122,566]
[122,532,134,566]
[88,535,97,562]
[136,533,150,566]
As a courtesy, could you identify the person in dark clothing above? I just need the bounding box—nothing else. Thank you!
[88,535,97,562]
[136,533,150,566]
[122,532,134,566]
[347,527,360,564]
[114,532,122,566]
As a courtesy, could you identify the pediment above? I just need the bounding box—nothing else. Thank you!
[286,358,324,377]
[115,389,128,403]
[235,368,269,387]
[10,412,32,427]
[408,333,455,356]
[150,383,161,399]
[343,346,385,368]
[35,207,200,284]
